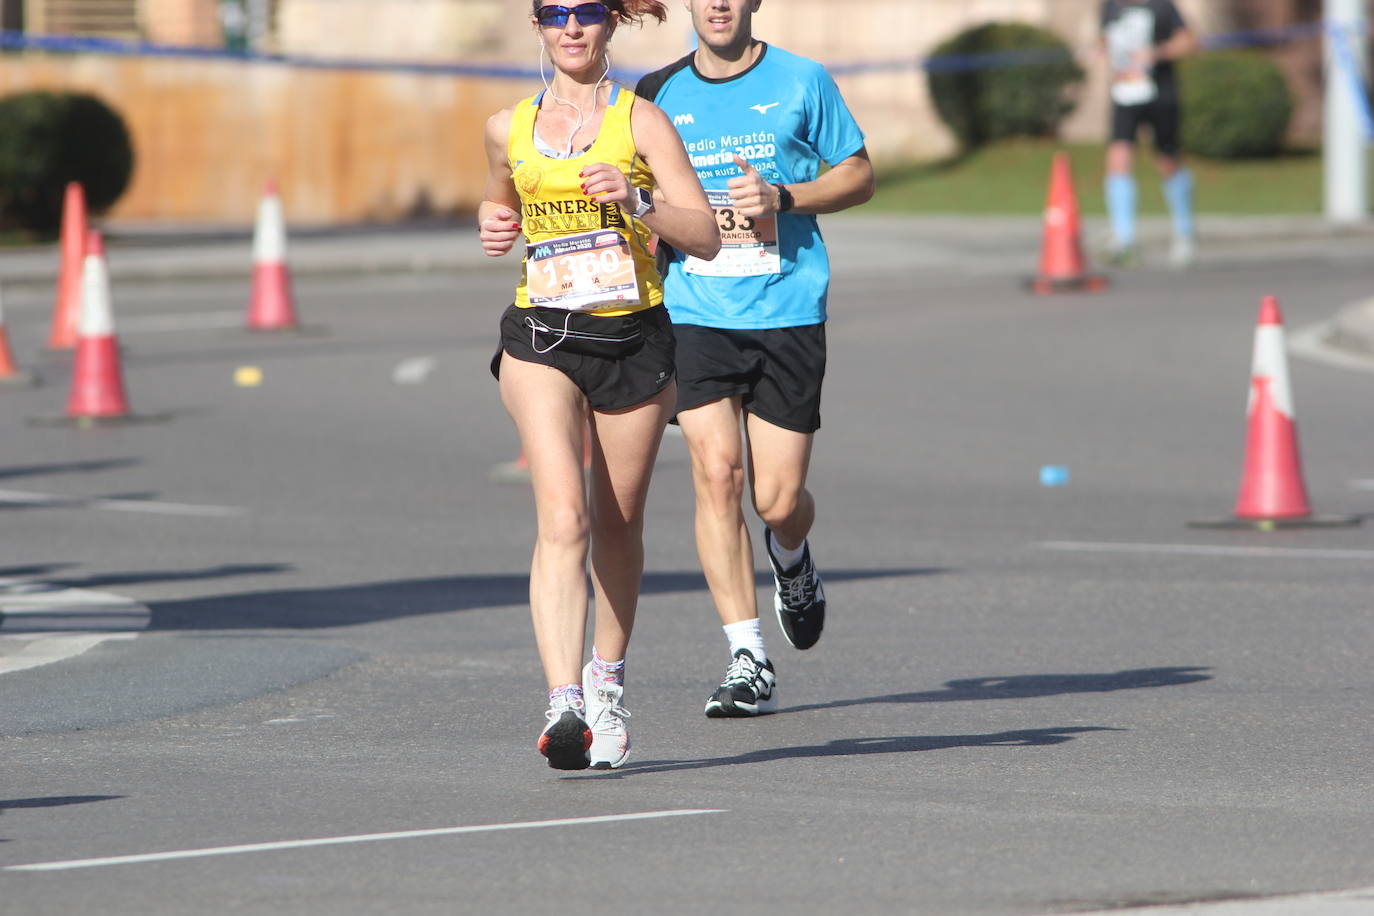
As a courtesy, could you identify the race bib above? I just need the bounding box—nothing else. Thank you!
[683,189,782,277]
[526,228,640,311]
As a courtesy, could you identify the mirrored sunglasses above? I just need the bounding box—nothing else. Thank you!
[535,3,611,28]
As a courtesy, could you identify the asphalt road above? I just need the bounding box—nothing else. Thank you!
[1,239,1373,915]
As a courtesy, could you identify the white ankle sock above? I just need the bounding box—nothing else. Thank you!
[768,532,806,571]
[723,619,766,663]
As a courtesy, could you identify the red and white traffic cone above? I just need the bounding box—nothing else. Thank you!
[247,179,298,331]
[1233,295,1309,521]
[1027,153,1107,294]
[66,230,130,420]
[1191,296,1358,530]
[48,181,88,350]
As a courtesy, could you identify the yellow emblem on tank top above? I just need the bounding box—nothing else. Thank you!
[514,165,544,200]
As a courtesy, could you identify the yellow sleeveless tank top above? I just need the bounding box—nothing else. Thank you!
[508,84,660,316]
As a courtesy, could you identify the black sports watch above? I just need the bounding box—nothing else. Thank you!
[773,183,794,213]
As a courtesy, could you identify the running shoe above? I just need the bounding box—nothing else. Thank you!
[537,694,591,770]
[582,662,631,770]
[1168,235,1197,269]
[765,527,826,650]
[704,648,777,718]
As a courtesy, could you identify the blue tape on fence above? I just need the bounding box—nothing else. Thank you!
[0,20,1353,82]
[1325,20,1374,143]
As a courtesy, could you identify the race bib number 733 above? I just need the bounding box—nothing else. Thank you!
[683,188,782,277]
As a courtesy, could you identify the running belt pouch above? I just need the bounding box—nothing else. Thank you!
[528,306,644,358]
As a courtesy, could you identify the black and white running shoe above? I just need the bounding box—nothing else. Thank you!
[764,527,826,650]
[537,696,591,770]
[704,648,778,718]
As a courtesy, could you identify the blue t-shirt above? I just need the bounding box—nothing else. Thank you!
[636,44,866,329]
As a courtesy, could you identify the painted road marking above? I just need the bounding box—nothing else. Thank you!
[0,488,245,518]
[1289,319,1374,375]
[1350,479,1374,491]
[392,356,437,384]
[0,579,153,634]
[1040,541,1374,561]
[0,633,139,674]
[5,809,727,871]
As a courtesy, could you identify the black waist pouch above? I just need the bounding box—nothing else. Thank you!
[523,306,645,359]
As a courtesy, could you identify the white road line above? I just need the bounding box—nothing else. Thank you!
[392,356,437,384]
[0,633,138,674]
[0,578,152,635]
[1350,479,1374,491]
[1289,320,1374,375]
[0,488,245,517]
[5,809,727,871]
[1039,541,1374,561]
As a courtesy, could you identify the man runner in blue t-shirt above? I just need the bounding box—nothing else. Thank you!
[637,0,874,718]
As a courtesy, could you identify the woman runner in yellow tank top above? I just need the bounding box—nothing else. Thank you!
[478,0,717,771]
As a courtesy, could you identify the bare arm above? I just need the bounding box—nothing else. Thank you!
[477,109,522,258]
[1156,26,1197,62]
[603,99,719,260]
[727,147,876,219]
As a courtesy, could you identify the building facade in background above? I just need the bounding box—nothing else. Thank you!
[0,0,1354,223]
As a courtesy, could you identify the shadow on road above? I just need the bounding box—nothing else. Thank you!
[146,567,945,630]
[0,796,126,845]
[780,667,1213,714]
[0,796,124,811]
[606,726,1122,776]
[0,459,140,482]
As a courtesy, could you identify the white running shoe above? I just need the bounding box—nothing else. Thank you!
[582,662,631,769]
[537,693,591,771]
[1169,235,1197,269]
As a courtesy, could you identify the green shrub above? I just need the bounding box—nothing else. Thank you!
[928,22,1085,151]
[0,91,135,236]
[1180,50,1293,158]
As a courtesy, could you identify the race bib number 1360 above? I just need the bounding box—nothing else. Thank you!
[526,228,640,311]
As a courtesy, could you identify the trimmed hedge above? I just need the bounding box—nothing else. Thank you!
[0,91,135,236]
[928,22,1084,150]
[1179,50,1293,158]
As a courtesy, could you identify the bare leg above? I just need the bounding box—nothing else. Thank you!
[744,414,815,553]
[586,382,676,664]
[499,353,591,690]
[677,397,758,625]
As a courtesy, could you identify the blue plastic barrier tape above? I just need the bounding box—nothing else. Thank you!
[1325,20,1374,143]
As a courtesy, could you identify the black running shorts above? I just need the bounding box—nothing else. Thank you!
[491,303,676,412]
[1110,100,1180,156]
[673,322,826,433]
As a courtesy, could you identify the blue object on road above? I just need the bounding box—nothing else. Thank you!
[1040,465,1070,487]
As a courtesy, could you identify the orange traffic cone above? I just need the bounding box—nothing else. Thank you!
[1190,296,1358,530]
[48,182,88,349]
[0,282,38,386]
[66,230,130,420]
[247,179,298,331]
[1028,153,1107,294]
